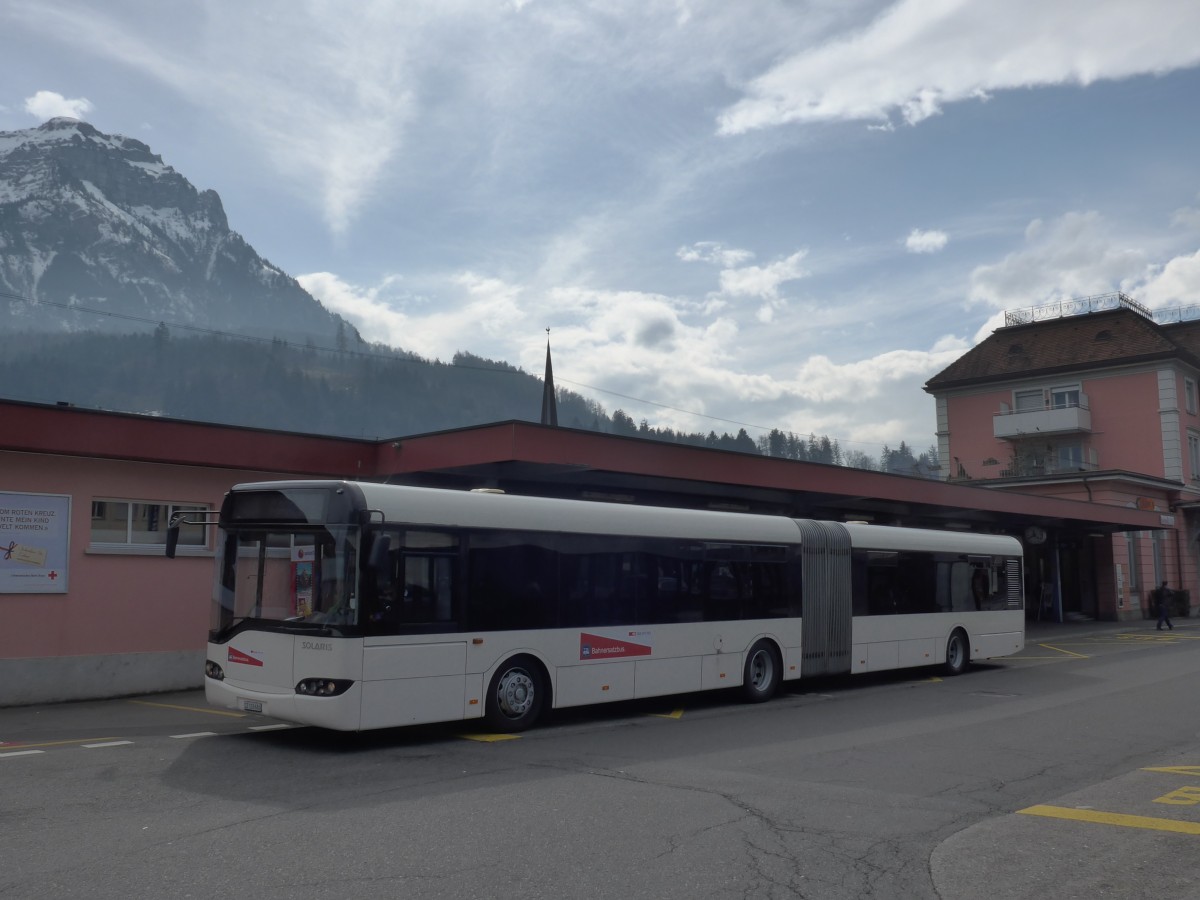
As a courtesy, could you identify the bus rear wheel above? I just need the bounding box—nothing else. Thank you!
[741,640,782,703]
[485,655,546,732]
[944,630,970,676]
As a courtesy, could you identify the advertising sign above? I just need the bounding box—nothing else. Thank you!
[0,492,70,594]
[292,544,315,617]
[579,630,652,661]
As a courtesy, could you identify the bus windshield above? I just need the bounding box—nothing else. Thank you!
[212,524,360,636]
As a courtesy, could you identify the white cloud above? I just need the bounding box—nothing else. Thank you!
[24,90,93,120]
[718,0,1200,134]
[677,241,755,267]
[300,268,547,362]
[8,4,412,235]
[1137,249,1200,310]
[717,250,809,300]
[963,208,1200,337]
[905,228,948,254]
[968,211,1153,310]
[790,346,961,405]
[298,259,962,455]
[297,272,413,349]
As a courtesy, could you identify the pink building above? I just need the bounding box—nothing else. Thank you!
[1,402,374,705]
[925,294,1199,622]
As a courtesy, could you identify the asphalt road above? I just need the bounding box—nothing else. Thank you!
[2,620,1198,899]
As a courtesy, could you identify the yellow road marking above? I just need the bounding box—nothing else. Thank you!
[0,737,119,750]
[649,709,685,719]
[456,732,521,742]
[127,699,247,718]
[1154,786,1200,806]
[1113,633,1181,642]
[1018,804,1200,835]
[1143,766,1200,777]
[1032,643,1088,659]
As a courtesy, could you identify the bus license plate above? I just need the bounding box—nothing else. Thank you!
[241,699,263,713]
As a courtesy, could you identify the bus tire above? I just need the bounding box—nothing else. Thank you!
[485,655,546,733]
[741,640,782,703]
[944,629,970,676]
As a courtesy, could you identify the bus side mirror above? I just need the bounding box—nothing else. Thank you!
[367,533,392,571]
[164,509,219,559]
[165,510,196,559]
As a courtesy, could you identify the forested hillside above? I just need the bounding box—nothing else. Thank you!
[0,328,937,475]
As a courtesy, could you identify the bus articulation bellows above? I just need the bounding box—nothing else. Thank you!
[185,480,1024,732]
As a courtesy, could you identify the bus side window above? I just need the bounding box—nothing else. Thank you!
[466,533,557,630]
[865,551,900,615]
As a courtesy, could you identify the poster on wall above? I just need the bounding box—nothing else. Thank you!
[0,492,70,594]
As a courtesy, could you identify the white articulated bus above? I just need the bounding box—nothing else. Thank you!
[179,480,1024,732]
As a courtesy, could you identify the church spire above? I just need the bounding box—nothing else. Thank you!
[540,329,558,427]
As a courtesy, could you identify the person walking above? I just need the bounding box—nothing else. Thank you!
[1154,581,1174,631]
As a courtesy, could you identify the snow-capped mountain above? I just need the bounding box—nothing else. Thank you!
[0,118,352,343]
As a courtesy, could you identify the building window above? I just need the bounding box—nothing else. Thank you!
[90,499,209,549]
[1151,530,1165,587]
[1189,432,1200,482]
[1014,389,1044,412]
[1050,385,1081,409]
[1125,533,1141,595]
[1056,443,1084,471]
[1187,378,1197,415]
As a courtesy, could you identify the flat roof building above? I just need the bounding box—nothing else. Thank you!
[1,397,1163,705]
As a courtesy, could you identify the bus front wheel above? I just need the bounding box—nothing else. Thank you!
[944,630,970,676]
[485,655,546,733]
[741,640,782,703]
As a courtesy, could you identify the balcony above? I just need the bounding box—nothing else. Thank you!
[993,399,1091,439]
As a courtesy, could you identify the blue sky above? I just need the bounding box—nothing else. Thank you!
[3,0,1200,458]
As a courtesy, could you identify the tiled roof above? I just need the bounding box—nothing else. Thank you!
[925,308,1200,390]
[1162,319,1200,356]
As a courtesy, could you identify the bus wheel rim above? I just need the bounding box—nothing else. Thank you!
[949,636,963,667]
[750,650,772,688]
[498,669,534,717]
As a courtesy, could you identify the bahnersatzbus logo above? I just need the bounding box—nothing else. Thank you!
[579,632,652,661]
[227,647,264,667]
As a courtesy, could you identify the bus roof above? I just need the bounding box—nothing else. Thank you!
[229,480,1022,555]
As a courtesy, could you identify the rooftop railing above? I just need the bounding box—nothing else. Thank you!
[1004,292,1149,327]
[1003,293,1200,328]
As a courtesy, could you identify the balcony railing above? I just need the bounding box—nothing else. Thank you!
[994,399,1091,439]
[999,458,1099,478]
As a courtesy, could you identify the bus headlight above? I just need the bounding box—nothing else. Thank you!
[205,660,225,680]
[295,678,354,697]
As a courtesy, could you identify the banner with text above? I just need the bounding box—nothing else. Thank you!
[1,492,70,594]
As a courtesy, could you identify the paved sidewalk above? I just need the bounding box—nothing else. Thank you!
[1024,615,1189,643]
